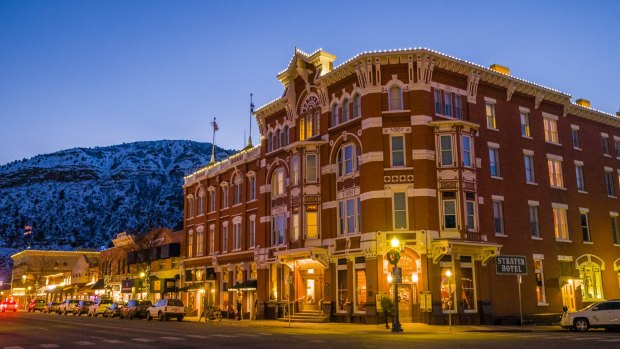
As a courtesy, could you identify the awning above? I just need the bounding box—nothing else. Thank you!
[63,283,85,292]
[228,280,257,291]
[178,282,207,292]
[89,279,105,290]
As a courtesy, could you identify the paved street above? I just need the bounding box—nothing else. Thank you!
[2,311,620,349]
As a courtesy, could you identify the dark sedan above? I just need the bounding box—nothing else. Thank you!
[119,299,151,319]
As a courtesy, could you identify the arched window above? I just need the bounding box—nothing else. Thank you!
[233,176,242,205]
[197,191,204,215]
[389,85,403,111]
[337,143,359,177]
[272,132,278,150]
[331,104,339,127]
[271,168,285,198]
[352,94,361,118]
[187,196,194,218]
[275,129,281,149]
[576,255,605,302]
[267,131,272,152]
[283,125,289,146]
[342,98,350,122]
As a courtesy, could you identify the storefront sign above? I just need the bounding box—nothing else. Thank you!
[496,255,528,275]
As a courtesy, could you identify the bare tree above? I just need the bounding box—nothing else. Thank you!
[98,247,124,297]
[127,227,170,299]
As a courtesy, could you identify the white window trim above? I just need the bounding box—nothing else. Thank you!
[390,134,406,168]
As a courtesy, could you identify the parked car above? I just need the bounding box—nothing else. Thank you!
[102,301,125,318]
[146,298,185,322]
[1,298,18,312]
[28,299,46,312]
[561,299,620,332]
[88,298,113,317]
[58,299,80,315]
[73,300,94,316]
[119,299,152,319]
[43,301,60,313]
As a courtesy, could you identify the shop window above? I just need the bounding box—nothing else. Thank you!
[355,268,367,312]
[337,266,348,313]
[460,261,476,311]
[534,258,546,305]
[441,267,455,312]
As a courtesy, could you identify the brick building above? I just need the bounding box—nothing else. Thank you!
[182,48,620,324]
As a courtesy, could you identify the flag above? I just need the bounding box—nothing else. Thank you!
[211,120,219,132]
[24,226,32,236]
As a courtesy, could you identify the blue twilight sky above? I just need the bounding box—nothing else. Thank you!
[1,0,619,165]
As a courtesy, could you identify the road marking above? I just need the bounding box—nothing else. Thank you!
[599,339,620,342]
[212,334,234,338]
[258,333,273,336]
[40,345,60,348]
[73,341,95,346]
[102,340,124,344]
[132,338,156,343]
[186,335,210,339]
[238,334,259,337]
[160,337,185,341]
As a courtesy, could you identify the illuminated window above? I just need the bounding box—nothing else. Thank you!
[355,268,367,312]
[391,135,405,167]
[337,263,348,313]
[187,230,194,258]
[485,102,496,129]
[552,204,569,241]
[534,258,547,305]
[292,210,300,241]
[209,225,215,255]
[547,158,564,188]
[441,266,455,311]
[305,205,318,239]
[460,258,476,311]
[520,111,531,137]
[196,227,204,256]
[543,117,559,143]
[271,168,285,197]
[579,261,604,302]
[389,85,403,111]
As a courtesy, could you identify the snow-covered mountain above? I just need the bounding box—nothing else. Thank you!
[0,140,234,253]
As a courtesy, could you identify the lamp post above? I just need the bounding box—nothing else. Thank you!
[445,270,453,332]
[388,237,403,333]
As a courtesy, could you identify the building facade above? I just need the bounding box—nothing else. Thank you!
[182,48,620,324]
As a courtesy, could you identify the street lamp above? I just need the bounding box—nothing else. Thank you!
[388,237,403,333]
[445,269,453,332]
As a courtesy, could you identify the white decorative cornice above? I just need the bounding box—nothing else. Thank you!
[411,149,435,161]
[360,152,383,164]
[361,117,382,129]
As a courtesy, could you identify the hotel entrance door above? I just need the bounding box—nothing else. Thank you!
[397,284,412,323]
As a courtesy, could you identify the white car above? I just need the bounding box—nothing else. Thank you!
[561,300,620,332]
[146,299,185,322]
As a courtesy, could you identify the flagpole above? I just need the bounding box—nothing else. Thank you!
[248,93,254,147]
[210,117,217,165]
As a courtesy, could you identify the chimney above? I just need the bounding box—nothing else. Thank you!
[576,98,591,108]
[490,64,510,75]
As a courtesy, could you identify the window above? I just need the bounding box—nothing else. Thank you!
[547,158,564,188]
[292,211,300,241]
[222,223,228,252]
[553,205,569,241]
[602,135,610,156]
[581,212,591,243]
[342,98,350,122]
[331,104,339,127]
[272,214,285,245]
[283,126,289,146]
[197,194,204,215]
[389,85,402,111]
[462,135,472,167]
[572,128,581,149]
[209,191,216,212]
[393,192,408,230]
[233,222,241,251]
[579,261,604,302]
[187,196,194,218]
[305,205,318,239]
[492,200,504,235]
[605,169,616,197]
[489,147,501,177]
[196,227,204,256]
[188,230,194,257]
[233,179,242,205]
[209,225,215,254]
[291,157,300,185]
[249,176,256,201]
[534,258,546,305]
[222,186,229,208]
[442,192,457,230]
[529,204,540,238]
[455,95,463,119]
[338,197,361,235]
[611,215,620,244]
[615,139,620,158]
[299,111,319,140]
[441,266,455,311]
[337,143,358,176]
[520,111,531,137]
[543,117,559,143]
[485,102,496,129]
[465,192,476,231]
[524,154,535,183]
[439,135,453,167]
[249,216,256,248]
[444,92,453,116]
[275,129,281,149]
[352,94,361,119]
[355,268,367,312]
[337,266,348,312]
[460,260,476,311]
[271,168,285,197]
[575,165,585,191]
[391,135,405,167]
[267,131,272,152]
[305,154,318,182]
[434,89,443,114]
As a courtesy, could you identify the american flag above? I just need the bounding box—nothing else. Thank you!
[211,119,219,132]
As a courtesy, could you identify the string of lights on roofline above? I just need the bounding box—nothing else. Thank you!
[260,47,619,119]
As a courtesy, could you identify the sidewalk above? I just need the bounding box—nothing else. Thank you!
[183,316,561,334]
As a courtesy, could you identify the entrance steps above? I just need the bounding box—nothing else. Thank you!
[278,309,329,323]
